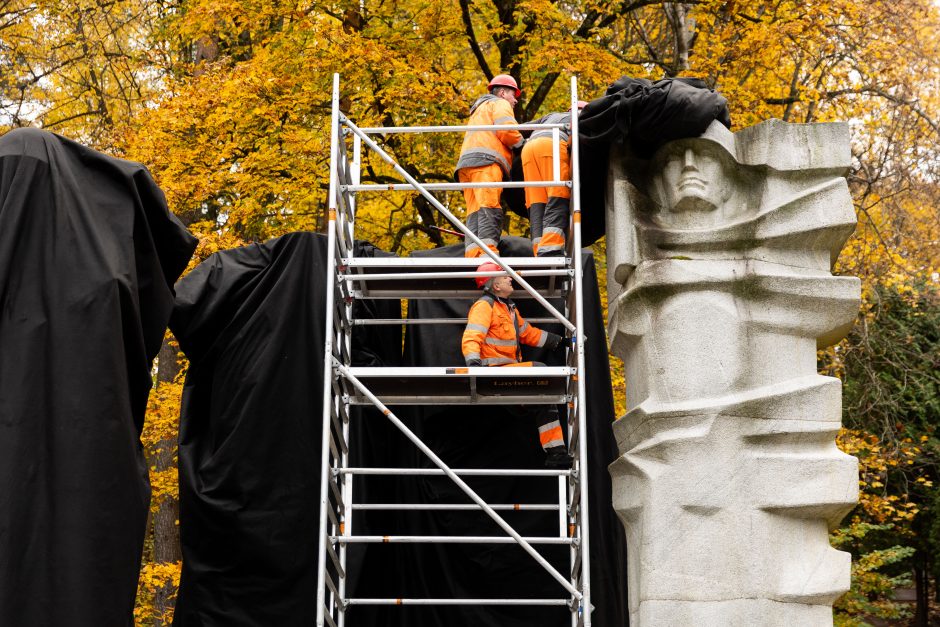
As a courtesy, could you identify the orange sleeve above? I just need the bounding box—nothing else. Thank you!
[462,300,492,363]
[492,100,524,150]
[515,311,547,347]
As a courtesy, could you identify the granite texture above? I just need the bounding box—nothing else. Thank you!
[606,119,861,626]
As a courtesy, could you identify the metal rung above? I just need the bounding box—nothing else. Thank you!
[345,180,572,192]
[352,316,560,326]
[326,540,345,579]
[325,573,340,602]
[349,394,568,405]
[332,535,576,544]
[341,269,571,281]
[342,366,572,405]
[327,408,348,455]
[568,483,581,517]
[568,423,580,454]
[352,290,567,300]
[355,122,566,134]
[346,598,570,606]
[571,553,582,582]
[342,256,568,269]
[327,431,342,462]
[326,500,340,529]
[345,366,574,377]
[340,467,570,477]
[351,503,561,511]
[328,476,345,513]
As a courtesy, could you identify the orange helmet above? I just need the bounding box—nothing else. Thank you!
[475,261,504,289]
[488,74,521,98]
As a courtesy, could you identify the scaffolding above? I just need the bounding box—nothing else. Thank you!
[316,73,592,626]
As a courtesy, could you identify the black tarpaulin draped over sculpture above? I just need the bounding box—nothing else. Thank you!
[171,233,628,626]
[170,234,401,626]
[0,128,197,627]
[576,76,731,245]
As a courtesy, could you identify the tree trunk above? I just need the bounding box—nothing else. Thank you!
[151,336,183,626]
[914,553,928,626]
[665,3,693,75]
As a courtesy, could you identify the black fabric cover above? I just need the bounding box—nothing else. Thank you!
[577,76,731,244]
[0,128,197,626]
[169,233,627,626]
[169,234,400,626]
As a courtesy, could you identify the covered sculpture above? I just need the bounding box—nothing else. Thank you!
[605,119,861,625]
[0,128,196,626]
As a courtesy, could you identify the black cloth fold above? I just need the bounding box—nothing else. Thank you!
[170,234,400,626]
[578,76,731,244]
[0,127,196,627]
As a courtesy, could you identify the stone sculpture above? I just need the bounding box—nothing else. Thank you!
[606,119,861,626]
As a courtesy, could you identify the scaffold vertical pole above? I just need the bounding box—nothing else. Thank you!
[570,74,592,626]
[315,72,341,627]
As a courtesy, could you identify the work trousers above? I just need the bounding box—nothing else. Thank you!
[502,360,564,451]
[521,137,570,256]
[458,164,503,258]
[533,405,564,451]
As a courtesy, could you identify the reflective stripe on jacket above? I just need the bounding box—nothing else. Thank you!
[455,95,524,177]
[462,293,548,366]
[530,112,571,143]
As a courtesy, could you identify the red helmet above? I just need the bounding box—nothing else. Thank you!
[488,74,521,98]
[475,261,504,289]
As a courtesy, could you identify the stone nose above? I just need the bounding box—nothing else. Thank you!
[681,148,698,171]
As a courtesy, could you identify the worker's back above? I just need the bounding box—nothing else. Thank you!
[456,94,521,176]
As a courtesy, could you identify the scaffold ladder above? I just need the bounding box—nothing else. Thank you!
[315,72,592,627]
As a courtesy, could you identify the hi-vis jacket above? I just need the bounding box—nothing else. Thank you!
[455,95,524,178]
[462,293,551,366]
[529,111,572,143]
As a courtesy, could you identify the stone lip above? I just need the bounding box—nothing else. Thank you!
[647,118,852,173]
[611,375,844,449]
[635,176,857,270]
[610,261,861,353]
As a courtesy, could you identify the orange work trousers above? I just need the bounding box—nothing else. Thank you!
[458,164,503,258]
[499,360,564,450]
[521,137,570,256]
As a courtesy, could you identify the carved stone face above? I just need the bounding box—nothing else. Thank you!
[649,141,735,221]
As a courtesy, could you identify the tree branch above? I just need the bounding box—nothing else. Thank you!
[459,0,492,80]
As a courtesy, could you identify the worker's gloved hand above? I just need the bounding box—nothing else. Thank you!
[545,332,562,351]
[551,334,575,353]
[466,358,483,367]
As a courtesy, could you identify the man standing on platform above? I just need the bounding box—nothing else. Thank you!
[462,262,570,468]
[455,74,525,258]
[521,101,586,256]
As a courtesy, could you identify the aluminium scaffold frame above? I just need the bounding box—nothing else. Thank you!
[315,72,592,627]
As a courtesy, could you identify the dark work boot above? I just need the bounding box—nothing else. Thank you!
[544,447,572,469]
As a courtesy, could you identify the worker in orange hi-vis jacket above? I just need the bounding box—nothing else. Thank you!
[461,261,571,468]
[521,100,587,256]
[455,74,525,258]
